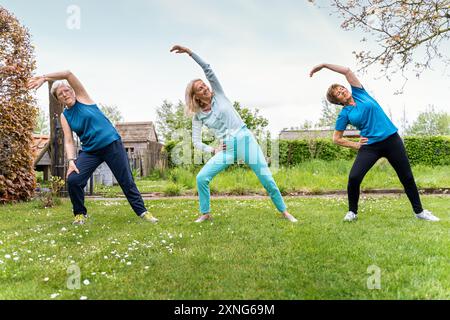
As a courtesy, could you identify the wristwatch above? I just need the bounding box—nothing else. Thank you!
[67,158,77,165]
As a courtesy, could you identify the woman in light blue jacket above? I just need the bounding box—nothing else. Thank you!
[171,45,298,223]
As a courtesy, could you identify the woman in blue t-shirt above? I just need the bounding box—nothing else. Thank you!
[310,63,439,222]
[28,71,158,225]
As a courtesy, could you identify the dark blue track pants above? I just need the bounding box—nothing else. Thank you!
[67,139,147,216]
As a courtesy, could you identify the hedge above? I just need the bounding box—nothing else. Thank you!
[0,8,37,203]
[403,136,450,166]
[163,136,449,168]
[278,138,357,166]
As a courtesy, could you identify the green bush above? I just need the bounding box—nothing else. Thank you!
[163,182,183,197]
[36,176,65,208]
[279,138,356,166]
[144,168,167,180]
[168,166,196,189]
[404,136,450,166]
[162,141,178,168]
[279,136,448,167]
[164,136,449,168]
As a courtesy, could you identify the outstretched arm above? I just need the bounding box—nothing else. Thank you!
[310,63,362,88]
[27,70,94,104]
[171,45,224,94]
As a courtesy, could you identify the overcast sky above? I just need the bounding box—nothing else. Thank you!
[2,0,449,136]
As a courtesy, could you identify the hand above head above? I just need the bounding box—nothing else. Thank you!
[170,45,192,55]
[27,76,46,90]
[309,64,325,77]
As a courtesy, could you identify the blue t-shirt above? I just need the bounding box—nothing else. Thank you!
[335,86,398,144]
[63,101,121,152]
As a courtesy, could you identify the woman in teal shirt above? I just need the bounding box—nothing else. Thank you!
[28,71,158,225]
[310,63,439,222]
[171,45,298,224]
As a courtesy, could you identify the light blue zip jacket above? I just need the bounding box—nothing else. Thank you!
[191,52,245,153]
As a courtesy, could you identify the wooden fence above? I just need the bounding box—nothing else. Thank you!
[127,141,168,177]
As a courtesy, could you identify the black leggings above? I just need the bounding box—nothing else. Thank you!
[348,133,423,214]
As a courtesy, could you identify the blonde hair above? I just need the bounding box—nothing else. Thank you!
[326,84,346,106]
[184,79,204,116]
[50,80,73,101]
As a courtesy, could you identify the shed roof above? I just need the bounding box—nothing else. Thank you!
[31,134,51,166]
[116,122,159,143]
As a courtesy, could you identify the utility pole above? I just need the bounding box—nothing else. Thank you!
[48,81,66,194]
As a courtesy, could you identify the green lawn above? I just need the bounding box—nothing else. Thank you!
[91,160,450,197]
[0,195,449,299]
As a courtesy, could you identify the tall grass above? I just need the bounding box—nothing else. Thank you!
[209,159,450,194]
[93,160,449,197]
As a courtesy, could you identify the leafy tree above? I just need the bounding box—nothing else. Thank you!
[406,106,450,136]
[34,105,49,135]
[156,100,269,142]
[312,0,450,83]
[232,102,269,138]
[156,100,192,143]
[99,103,123,125]
[0,7,37,203]
[316,99,341,129]
[300,120,314,130]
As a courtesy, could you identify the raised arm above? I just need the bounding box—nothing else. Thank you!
[310,63,362,88]
[27,70,94,104]
[171,45,224,94]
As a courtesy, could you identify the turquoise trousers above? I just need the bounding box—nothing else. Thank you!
[196,127,287,214]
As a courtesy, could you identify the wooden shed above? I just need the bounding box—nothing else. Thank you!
[115,122,166,177]
[116,122,159,155]
[32,134,51,181]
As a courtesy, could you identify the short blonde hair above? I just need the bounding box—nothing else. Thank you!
[50,80,72,100]
[185,79,203,116]
[326,84,346,106]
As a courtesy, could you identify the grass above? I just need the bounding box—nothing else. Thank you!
[93,160,450,197]
[0,195,449,300]
[95,181,172,197]
[163,182,184,197]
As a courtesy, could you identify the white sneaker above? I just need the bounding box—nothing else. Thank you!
[195,214,212,223]
[416,210,440,222]
[343,211,358,222]
[283,213,298,223]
